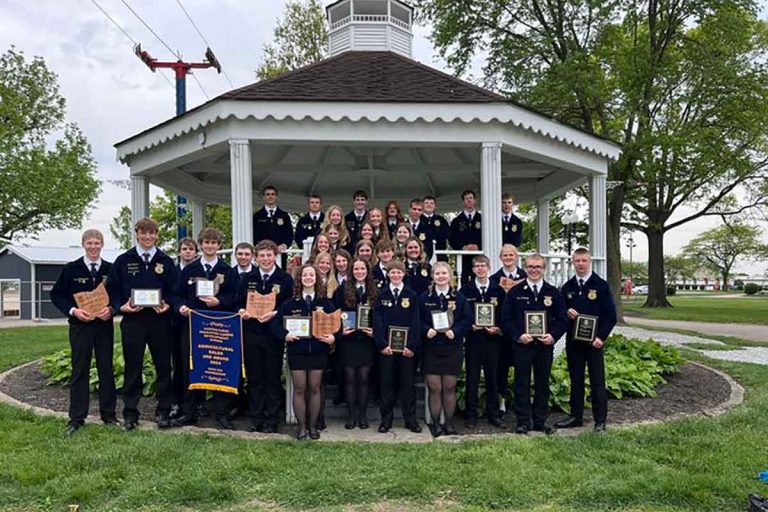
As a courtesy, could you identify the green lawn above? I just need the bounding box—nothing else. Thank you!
[622,296,768,325]
[1,326,767,511]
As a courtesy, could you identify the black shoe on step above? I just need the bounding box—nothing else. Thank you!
[171,414,197,427]
[123,420,139,432]
[345,416,356,430]
[428,422,443,437]
[487,416,505,428]
[102,417,119,426]
[216,417,235,430]
[156,413,171,429]
[515,424,528,435]
[554,416,583,429]
[377,423,390,433]
[533,423,553,435]
[442,423,458,436]
[65,422,82,436]
[308,428,320,440]
[358,416,369,430]
[405,420,422,433]
[296,429,308,440]
[594,422,606,433]
[316,417,327,431]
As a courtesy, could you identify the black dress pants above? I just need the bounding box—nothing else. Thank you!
[243,330,285,428]
[513,341,554,428]
[120,313,174,421]
[68,320,116,423]
[379,353,417,426]
[565,340,607,424]
[464,339,500,420]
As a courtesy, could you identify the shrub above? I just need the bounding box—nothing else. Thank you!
[744,283,760,295]
[734,279,744,290]
[666,286,676,296]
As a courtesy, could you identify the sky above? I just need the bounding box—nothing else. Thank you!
[1,0,765,276]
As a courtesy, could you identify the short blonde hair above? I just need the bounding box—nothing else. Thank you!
[81,229,104,244]
[499,244,518,256]
[431,261,452,276]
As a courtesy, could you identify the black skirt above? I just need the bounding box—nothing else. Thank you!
[421,342,463,376]
[339,336,375,368]
[288,351,328,371]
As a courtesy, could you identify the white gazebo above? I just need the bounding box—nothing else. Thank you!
[115,0,620,278]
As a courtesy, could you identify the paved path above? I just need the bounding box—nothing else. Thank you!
[625,317,767,343]
[0,318,68,329]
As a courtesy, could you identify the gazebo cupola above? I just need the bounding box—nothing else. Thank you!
[327,0,413,57]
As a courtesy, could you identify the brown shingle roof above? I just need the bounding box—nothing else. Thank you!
[220,51,507,103]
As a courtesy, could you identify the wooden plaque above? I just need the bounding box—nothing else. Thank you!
[499,276,524,292]
[73,282,109,316]
[246,290,276,318]
[311,309,342,338]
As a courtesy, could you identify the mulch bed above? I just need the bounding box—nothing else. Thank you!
[0,362,732,436]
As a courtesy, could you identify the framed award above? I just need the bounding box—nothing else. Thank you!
[195,279,216,297]
[524,310,547,337]
[573,314,598,343]
[356,304,372,329]
[131,288,162,307]
[341,310,357,331]
[284,316,311,339]
[474,302,495,328]
[431,309,453,333]
[388,326,409,353]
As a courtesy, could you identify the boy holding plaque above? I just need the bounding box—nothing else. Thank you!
[500,254,567,435]
[51,229,117,435]
[172,228,238,429]
[271,264,337,440]
[457,255,507,429]
[419,262,471,436]
[236,240,294,433]
[554,248,617,433]
[373,260,422,434]
[107,218,178,431]
[332,258,377,429]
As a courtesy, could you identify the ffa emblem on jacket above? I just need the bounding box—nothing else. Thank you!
[588,290,597,300]
[155,263,164,274]
[277,218,284,226]
[434,220,441,227]
[490,297,498,306]
[543,296,553,307]
[448,300,456,310]
[421,268,428,277]
[401,298,410,308]
[215,273,225,284]
[273,284,281,295]
[512,225,518,232]
[101,276,108,284]
[475,222,481,229]
[419,233,425,241]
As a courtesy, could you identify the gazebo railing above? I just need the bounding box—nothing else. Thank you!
[329,14,411,31]
[432,249,574,287]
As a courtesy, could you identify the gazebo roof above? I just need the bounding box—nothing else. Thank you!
[220,51,506,103]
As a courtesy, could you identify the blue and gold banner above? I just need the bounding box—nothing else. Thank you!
[188,310,244,394]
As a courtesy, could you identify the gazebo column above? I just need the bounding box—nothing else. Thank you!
[229,139,253,250]
[130,175,149,227]
[536,199,550,254]
[589,174,608,277]
[480,142,503,271]
[191,201,206,240]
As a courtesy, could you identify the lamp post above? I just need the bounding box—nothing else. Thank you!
[561,212,579,255]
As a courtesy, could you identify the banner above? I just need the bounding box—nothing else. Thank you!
[188,310,244,394]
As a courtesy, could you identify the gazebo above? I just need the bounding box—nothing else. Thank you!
[114,0,620,278]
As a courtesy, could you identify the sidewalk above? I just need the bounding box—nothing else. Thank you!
[624,317,767,343]
[0,318,68,329]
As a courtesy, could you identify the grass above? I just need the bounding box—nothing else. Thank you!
[1,327,768,511]
[622,296,768,325]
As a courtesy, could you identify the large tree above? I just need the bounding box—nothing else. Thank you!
[414,0,768,311]
[0,47,98,243]
[683,221,768,290]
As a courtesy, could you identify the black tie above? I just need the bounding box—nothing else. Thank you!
[412,223,417,231]
[142,252,150,268]
[533,284,539,300]
[357,286,365,301]
[204,263,212,278]
[268,210,273,219]
[393,288,400,302]
[357,215,363,223]
[480,286,487,298]
[304,295,312,308]
[439,292,446,307]
[578,278,585,292]
[90,263,98,284]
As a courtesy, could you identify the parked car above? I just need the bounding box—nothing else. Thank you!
[633,285,648,295]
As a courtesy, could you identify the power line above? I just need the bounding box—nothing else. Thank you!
[174,0,235,89]
[120,0,177,58]
[191,72,209,100]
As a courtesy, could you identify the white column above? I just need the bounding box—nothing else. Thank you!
[589,174,608,277]
[191,201,205,241]
[481,142,503,271]
[536,199,550,254]
[229,139,253,248]
[130,175,149,227]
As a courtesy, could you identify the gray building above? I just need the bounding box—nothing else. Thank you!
[0,246,122,320]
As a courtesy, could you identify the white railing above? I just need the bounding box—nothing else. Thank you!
[329,14,411,31]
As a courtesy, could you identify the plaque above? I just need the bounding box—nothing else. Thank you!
[73,282,109,316]
[311,309,342,338]
[195,279,216,297]
[131,288,162,307]
[284,316,311,339]
[246,290,276,318]
[499,276,523,292]
[573,314,598,343]
[431,310,453,333]
[525,310,547,337]
[356,304,372,329]
[341,310,357,331]
[388,326,409,353]
[474,302,495,328]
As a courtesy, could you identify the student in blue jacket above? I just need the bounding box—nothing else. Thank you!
[419,261,471,436]
[271,263,336,440]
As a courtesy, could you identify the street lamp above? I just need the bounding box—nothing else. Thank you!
[561,212,579,255]
[625,232,637,278]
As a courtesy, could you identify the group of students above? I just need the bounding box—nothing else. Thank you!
[51,202,617,440]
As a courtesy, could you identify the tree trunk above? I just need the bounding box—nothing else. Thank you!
[644,228,672,307]
[607,189,625,322]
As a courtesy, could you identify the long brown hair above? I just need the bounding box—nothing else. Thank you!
[343,258,378,309]
[292,263,326,299]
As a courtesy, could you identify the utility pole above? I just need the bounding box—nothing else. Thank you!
[135,44,221,241]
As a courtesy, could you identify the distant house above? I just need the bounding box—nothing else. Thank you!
[0,246,122,320]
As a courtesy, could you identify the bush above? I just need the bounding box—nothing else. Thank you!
[666,286,676,296]
[734,279,744,290]
[744,283,760,295]
[41,345,157,397]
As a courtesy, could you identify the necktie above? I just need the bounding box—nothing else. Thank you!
[480,286,487,297]
[578,278,585,292]
[533,284,539,300]
[393,288,400,301]
[305,295,312,308]
[357,215,363,223]
[357,286,365,301]
[204,263,212,278]
[412,223,417,231]
[90,263,98,284]
[504,216,509,223]
[142,252,150,268]
[467,213,472,222]
[439,292,446,307]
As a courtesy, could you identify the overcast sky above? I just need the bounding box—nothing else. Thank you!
[1,0,765,276]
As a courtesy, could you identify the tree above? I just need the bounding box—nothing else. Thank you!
[0,47,99,242]
[414,0,768,311]
[664,255,698,288]
[621,260,648,285]
[683,222,768,290]
[256,0,327,80]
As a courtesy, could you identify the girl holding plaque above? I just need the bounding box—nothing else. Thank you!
[332,258,377,429]
[419,262,472,436]
[403,237,432,296]
[271,264,337,440]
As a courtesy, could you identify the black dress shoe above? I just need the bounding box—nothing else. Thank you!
[156,413,171,429]
[123,420,139,432]
[378,423,390,433]
[487,416,505,428]
[316,418,327,431]
[169,404,181,420]
[65,422,82,436]
[464,417,477,428]
[308,428,320,440]
[171,414,197,427]
[263,425,278,434]
[515,425,529,435]
[249,421,264,433]
[216,417,235,430]
[102,417,119,426]
[358,417,369,430]
[428,422,443,437]
[405,421,422,433]
[533,424,553,435]
[345,417,356,429]
[296,429,308,440]
[442,423,458,436]
[594,422,607,433]
[554,416,583,429]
